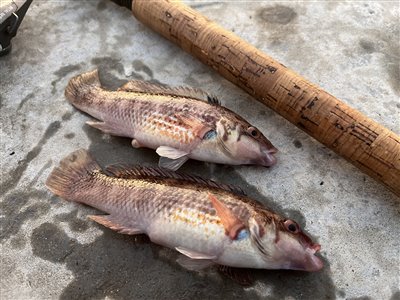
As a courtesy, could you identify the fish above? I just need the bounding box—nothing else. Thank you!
[46,149,323,272]
[65,69,277,171]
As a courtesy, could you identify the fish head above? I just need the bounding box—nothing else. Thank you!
[248,215,323,271]
[215,117,277,167]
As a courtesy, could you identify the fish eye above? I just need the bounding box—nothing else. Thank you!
[247,126,260,138]
[284,219,300,233]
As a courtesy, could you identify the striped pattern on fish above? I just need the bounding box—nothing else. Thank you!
[65,70,277,170]
[46,149,323,271]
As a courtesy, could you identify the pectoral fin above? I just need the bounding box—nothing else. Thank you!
[175,114,213,139]
[88,215,143,235]
[175,246,217,260]
[156,146,189,159]
[156,146,189,171]
[208,193,245,240]
[158,156,189,171]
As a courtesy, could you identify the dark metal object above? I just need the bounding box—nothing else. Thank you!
[110,0,133,10]
[0,0,33,56]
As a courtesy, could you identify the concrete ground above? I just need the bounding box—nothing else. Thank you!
[1,0,399,299]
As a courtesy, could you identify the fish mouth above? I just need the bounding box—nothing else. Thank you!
[286,248,323,272]
[279,239,324,272]
[304,246,324,271]
[310,243,321,253]
[260,148,278,167]
[299,243,323,272]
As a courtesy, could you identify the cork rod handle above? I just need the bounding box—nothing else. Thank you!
[131,0,400,196]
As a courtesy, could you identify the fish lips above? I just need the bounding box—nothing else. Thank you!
[259,147,278,167]
[290,247,324,272]
[276,238,324,272]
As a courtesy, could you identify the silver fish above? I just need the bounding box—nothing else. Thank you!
[65,70,277,170]
[46,149,323,271]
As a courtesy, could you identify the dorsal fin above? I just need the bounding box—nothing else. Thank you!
[105,164,245,195]
[118,80,220,105]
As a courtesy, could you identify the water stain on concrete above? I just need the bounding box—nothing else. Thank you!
[10,234,27,249]
[385,47,400,96]
[257,5,297,25]
[337,289,346,297]
[17,93,35,111]
[359,39,376,54]
[92,57,124,74]
[357,29,400,96]
[9,10,52,66]
[132,60,154,79]
[255,5,301,47]
[0,190,50,241]
[91,57,127,89]
[51,64,81,95]
[390,291,400,300]
[0,121,61,195]
[112,33,135,49]
[28,160,53,189]
[64,132,75,139]
[54,64,82,79]
[55,210,89,233]
[96,0,107,11]
[31,223,77,263]
[293,139,303,148]
[62,111,75,121]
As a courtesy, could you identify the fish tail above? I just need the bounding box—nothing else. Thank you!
[45,149,100,200]
[65,69,101,106]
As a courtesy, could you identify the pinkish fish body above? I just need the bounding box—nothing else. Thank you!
[46,149,322,271]
[65,70,277,170]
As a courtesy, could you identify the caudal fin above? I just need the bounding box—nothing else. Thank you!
[65,69,101,106]
[46,149,100,199]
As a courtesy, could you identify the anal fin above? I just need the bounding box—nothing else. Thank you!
[156,146,188,159]
[88,215,143,235]
[218,266,253,286]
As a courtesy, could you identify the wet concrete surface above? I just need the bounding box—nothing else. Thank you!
[0,0,399,299]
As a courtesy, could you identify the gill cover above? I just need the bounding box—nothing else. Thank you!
[248,217,274,260]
